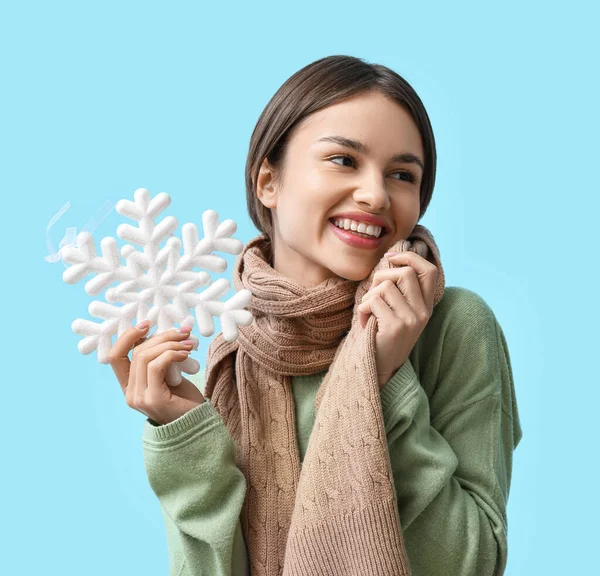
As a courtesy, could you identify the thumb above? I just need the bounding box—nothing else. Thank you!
[108,321,150,392]
[356,301,372,329]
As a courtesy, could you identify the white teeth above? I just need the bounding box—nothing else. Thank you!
[332,218,382,238]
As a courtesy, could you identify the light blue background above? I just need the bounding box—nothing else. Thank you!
[1,1,597,574]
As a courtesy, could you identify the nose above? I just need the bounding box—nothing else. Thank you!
[352,172,390,212]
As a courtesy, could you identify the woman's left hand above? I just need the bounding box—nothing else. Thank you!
[356,251,438,388]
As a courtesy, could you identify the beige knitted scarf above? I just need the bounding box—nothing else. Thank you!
[204,225,446,576]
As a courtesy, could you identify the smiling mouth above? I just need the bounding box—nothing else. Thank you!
[328,218,389,239]
[328,220,390,251]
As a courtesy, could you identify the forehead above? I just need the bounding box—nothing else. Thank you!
[292,92,423,156]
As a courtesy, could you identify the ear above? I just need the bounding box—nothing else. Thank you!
[256,158,278,209]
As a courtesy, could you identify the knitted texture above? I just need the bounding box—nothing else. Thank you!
[204,225,446,576]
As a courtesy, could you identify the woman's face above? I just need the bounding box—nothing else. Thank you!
[256,90,424,288]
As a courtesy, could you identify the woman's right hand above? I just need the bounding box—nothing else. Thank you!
[108,321,206,426]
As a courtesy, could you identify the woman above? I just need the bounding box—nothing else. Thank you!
[109,55,523,576]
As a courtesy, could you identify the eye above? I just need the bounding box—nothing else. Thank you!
[329,154,355,168]
[329,154,419,184]
[391,170,419,184]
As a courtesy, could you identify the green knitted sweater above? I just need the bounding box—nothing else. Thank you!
[141,286,523,576]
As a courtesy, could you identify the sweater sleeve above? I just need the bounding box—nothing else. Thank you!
[142,387,250,576]
[381,289,523,576]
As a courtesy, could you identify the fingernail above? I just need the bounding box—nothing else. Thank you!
[384,251,398,257]
[136,320,150,330]
[178,325,192,333]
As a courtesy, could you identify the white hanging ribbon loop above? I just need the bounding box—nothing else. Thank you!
[45,199,116,267]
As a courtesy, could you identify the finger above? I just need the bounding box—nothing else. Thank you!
[358,281,414,328]
[383,251,438,311]
[364,273,418,310]
[377,269,428,316]
[360,292,397,330]
[134,340,194,397]
[370,268,410,289]
[126,331,153,394]
[147,349,191,398]
[108,322,151,393]
[128,327,194,404]
[379,279,416,316]
[132,325,193,356]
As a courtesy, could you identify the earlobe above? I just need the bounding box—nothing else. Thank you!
[256,159,278,209]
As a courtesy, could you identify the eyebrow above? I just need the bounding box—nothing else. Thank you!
[316,135,424,171]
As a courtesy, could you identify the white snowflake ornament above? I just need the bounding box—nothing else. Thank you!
[60,187,254,386]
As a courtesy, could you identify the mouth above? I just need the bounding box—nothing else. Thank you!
[328,218,389,249]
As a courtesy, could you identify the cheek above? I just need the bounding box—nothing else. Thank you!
[396,195,420,221]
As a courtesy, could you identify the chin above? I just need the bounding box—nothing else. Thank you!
[329,262,373,283]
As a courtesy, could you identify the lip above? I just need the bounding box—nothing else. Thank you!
[328,219,385,249]
[329,211,390,233]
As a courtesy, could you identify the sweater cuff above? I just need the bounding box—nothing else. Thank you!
[380,358,419,434]
[142,399,220,444]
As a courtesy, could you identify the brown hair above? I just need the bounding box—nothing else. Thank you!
[245,54,437,246]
